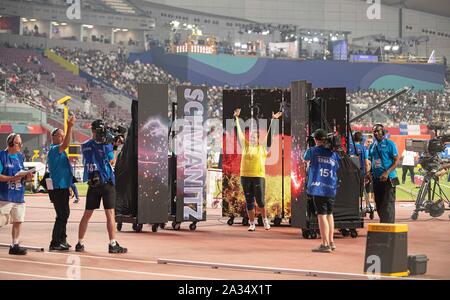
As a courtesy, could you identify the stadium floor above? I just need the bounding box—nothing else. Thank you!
[0,195,449,280]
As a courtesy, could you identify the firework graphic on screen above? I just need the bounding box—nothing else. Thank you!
[138,117,168,202]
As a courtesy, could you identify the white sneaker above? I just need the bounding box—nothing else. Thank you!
[263,218,271,230]
[248,223,256,231]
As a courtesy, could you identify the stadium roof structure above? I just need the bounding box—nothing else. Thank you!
[132,0,257,23]
[380,0,450,18]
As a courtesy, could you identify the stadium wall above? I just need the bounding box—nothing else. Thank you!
[130,48,446,91]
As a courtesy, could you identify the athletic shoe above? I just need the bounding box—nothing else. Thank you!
[330,242,336,251]
[263,218,271,230]
[75,242,85,252]
[49,243,70,252]
[248,223,256,231]
[9,244,27,255]
[61,241,72,248]
[109,242,127,254]
[311,244,332,253]
[73,198,79,204]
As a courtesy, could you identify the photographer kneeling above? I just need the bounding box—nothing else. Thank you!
[76,120,127,254]
[304,129,340,253]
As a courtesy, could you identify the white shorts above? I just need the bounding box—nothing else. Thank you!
[0,201,26,224]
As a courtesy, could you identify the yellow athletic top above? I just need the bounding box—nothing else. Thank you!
[235,117,267,178]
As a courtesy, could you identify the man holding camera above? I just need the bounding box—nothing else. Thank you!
[304,129,340,253]
[0,133,33,255]
[76,120,127,253]
[47,115,76,251]
[366,124,400,223]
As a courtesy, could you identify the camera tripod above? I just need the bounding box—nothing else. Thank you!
[411,170,450,220]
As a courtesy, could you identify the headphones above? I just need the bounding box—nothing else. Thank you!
[372,123,386,137]
[6,133,18,147]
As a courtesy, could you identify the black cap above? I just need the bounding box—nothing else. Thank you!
[91,119,104,130]
[312,129,327,140]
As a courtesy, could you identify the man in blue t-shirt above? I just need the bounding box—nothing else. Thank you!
[76,120,127,254]
[366,124,400,223]
[304,129,340,253]
[0,133,34,255]
[350,132,370,175]
[47,115,76,251]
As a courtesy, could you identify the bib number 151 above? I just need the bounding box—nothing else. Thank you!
[320,168,334,178]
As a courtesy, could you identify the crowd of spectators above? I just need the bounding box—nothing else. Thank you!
[51,47,225,120]
[0,61,58,113]
[3,44,450,149]
[348,86,450,126]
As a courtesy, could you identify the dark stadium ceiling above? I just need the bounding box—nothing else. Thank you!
[379,0,450,18]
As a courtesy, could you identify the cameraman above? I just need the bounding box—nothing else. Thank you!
[76,120,127,254]
[304,129,340,253]
[366,124,400,223]
[0,133,33,255]
[47,115,75,251]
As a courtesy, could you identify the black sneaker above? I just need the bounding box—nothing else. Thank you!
[73,198,79,204]
[109,242,127,254]
[75,242,85,252]
[9,244,27,255]
[311,244,332,253]
[49,243,70,252]
[61,240,72,248]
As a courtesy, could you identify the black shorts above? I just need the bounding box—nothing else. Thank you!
[240,176,265,210]
[312,196,334,215]
[86,183,116,210]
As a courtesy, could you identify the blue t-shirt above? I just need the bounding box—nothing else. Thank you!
[350,143,367,174]
[368,138,398,179]
[0,153,19,173]
[304,146,340,198]
[82,140,115,185]
[47,144,73,189]
[0,151,25,203]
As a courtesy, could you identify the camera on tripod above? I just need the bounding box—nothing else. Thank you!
[94,121,127,144]
[406,135,450,172]
[407,135,450,220]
